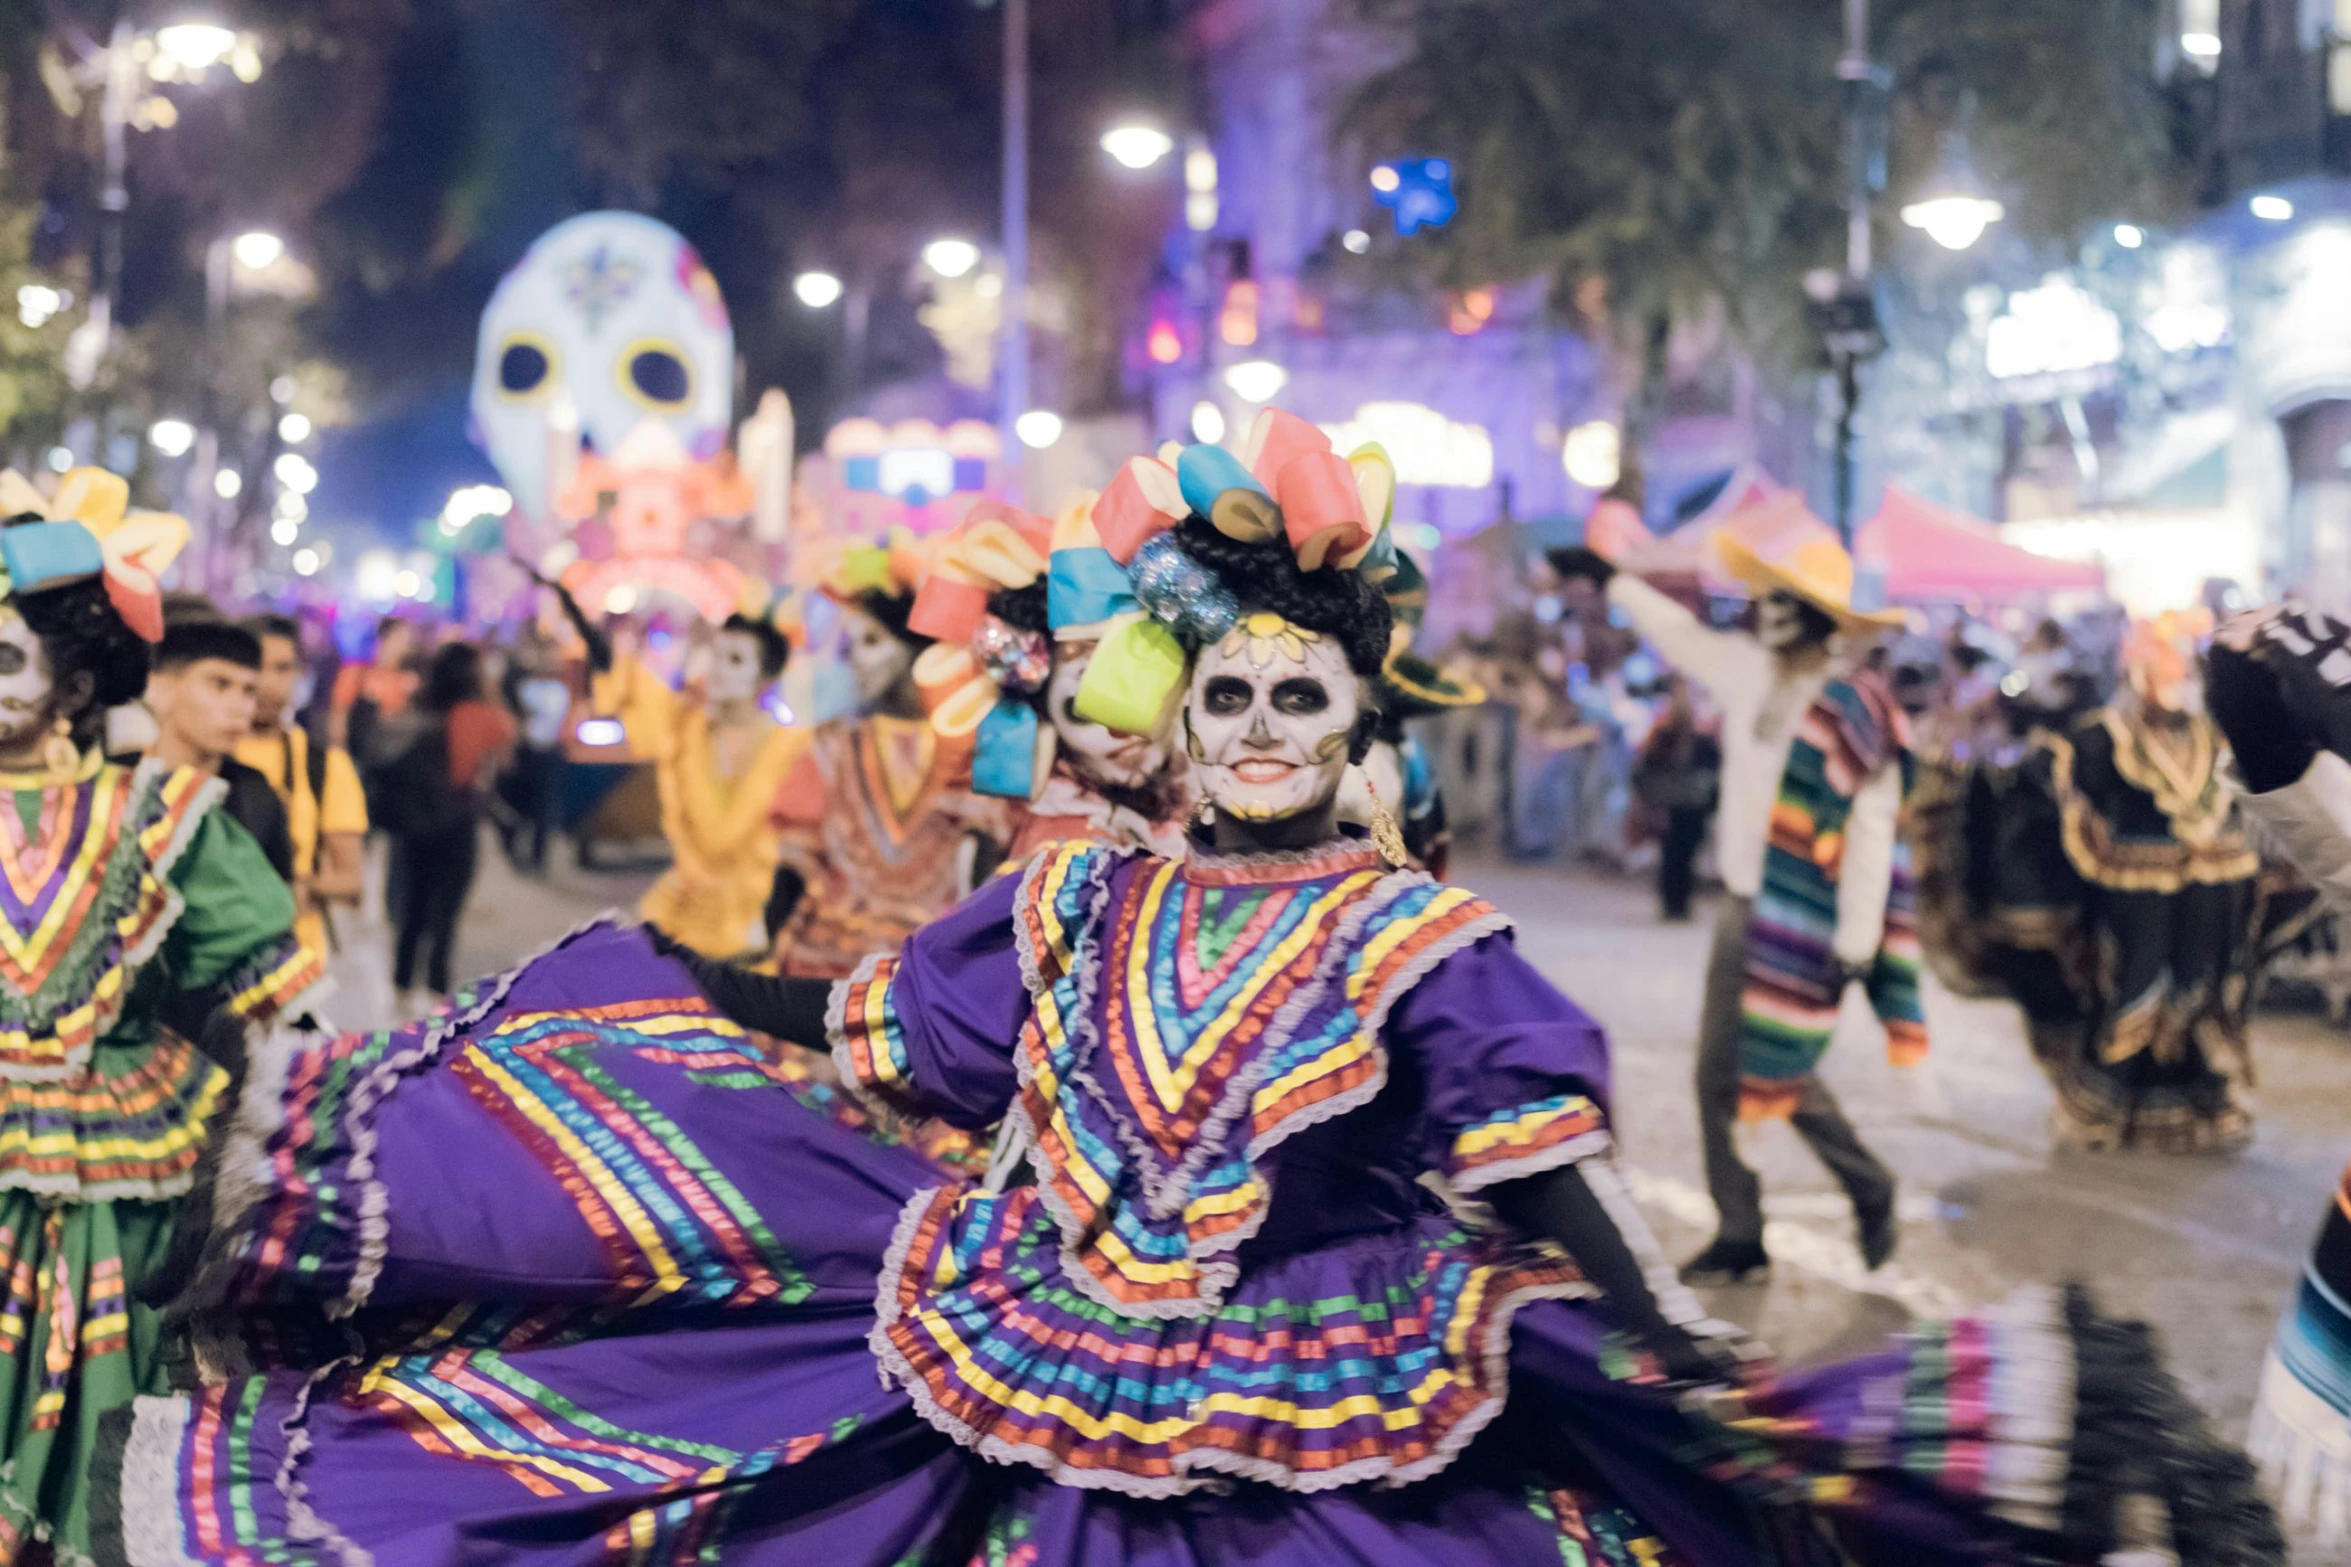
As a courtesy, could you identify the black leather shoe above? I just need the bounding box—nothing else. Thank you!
[1677,1237,1770,1286]
[1856,1193,1897,1272]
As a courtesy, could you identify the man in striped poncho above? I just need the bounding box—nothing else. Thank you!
[1553,522,1921,1288]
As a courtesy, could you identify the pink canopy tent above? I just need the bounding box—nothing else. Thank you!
[1856,487,2104,603]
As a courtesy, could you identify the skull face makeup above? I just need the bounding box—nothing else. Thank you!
[1183,614,1363,824]
[842,605,917,710]
[706,628,768,709]
[1757,590,1826,653]
[0,607,58,756]
[1049,640,1167,789]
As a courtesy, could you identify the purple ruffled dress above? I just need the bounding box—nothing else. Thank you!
[103,838,2240,1566]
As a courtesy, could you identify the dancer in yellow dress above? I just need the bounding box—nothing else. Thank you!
[543,569,806,959]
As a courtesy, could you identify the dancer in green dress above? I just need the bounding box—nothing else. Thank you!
[0,487,322,1563]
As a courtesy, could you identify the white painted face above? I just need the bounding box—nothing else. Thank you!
[1050,640,1167,789]
[0,606,55,752]
[1757,590,1823,652]
[1183,614,1363,823]
[843,605,916,709]
[469,212,735,519]
[706,629,767,708]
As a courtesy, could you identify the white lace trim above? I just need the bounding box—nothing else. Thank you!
[118,1395,202,1567]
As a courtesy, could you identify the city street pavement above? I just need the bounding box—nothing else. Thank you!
[332,836,2347,1555]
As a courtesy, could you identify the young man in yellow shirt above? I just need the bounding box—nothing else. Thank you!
[238,614,368,956]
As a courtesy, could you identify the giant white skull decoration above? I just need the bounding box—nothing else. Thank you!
[469,212,735,521]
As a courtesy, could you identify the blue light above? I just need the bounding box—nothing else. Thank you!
[1371,157,1458,237]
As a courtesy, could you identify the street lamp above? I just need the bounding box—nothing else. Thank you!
[148,418,196,457]
[231,229,285,270]
[60,16,265,391]
[2253,194,2296,222]
[1100,123,1175,171]
[278,412,311,443]
[923,238,981,280]
[794,271,844,308]
[154,23,238,72]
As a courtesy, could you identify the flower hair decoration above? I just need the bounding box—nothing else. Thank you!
[0,467,190,643]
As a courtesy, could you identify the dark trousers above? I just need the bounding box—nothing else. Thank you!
[1657,807,1709,919]
[1696,897,1893,1245]
[506,746,561,872]
[392,825,480,995]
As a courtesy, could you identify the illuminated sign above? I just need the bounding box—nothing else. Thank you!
[1986,277,2121,380]
[1320,402,1493,489]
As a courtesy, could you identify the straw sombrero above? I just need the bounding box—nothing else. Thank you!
[1380,552,1485,712]
[1715,528,1906,635]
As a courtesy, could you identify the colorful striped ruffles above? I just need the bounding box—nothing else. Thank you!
[196,958,822,1329]
[2252,1163,2351,1547]
[134,1327,882,1567]
[844,839,1618,1496]
[1737,671,1927,1120]
[0,759,213,1080]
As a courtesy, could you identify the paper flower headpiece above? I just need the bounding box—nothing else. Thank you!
[817,527,930,604]
[908,501,1058,800]
[1062,408,1403,738]
[0,468,189,642]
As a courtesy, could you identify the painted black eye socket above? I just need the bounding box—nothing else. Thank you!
[626,346,692,407]
[499,340,551,396]
[0,643,23,675]
[1202,675,1254,715]
[1271,677,1329,715]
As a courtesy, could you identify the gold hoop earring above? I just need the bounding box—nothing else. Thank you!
[39,716,79,778]
[1360,769,1409,869]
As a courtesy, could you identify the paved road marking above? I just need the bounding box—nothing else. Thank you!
[1622,1166,1971,1318]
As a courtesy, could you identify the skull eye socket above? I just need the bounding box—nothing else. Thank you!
[620,340,693,410]
[496,334,556,401]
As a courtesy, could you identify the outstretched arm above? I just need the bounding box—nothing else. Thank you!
[1490,1165,1738,1386]
[1550,546,1755,701]
[648,926,831,1045]
[522,559,612,675]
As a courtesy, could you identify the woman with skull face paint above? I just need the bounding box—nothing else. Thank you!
[0,497,324,1565]
[117,421,2278,1566]
[761,545,1011,979]
[544,569,807,960]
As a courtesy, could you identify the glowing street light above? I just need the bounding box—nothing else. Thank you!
[277,412,311,443]
[2253,194,2295,222]
[155,22,238,72]
[1014,409,1064,449]
[1190,401,1227,444]
[231,229,284,271]
[1561,422,1623,489]
[1223,359,1288,403]
[793,271,844,308]
[1100,123,1175,171]
[16,285,63,328]
[1900,193,2005,252]
[273,451,317,494]
[922,238,981,280]
[291,547,320,576]
[1342,229,1371,255]
[148,418,196,457]
[2114,224,2145,250]
[270,517,299,546]
[212,467,242,499]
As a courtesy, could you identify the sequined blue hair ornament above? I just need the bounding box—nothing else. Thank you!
[1129,533,1239,646]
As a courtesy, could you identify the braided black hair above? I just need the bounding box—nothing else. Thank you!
[1172,517,1392,682]
[2,514,150,731]
[987,580,1049,637]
